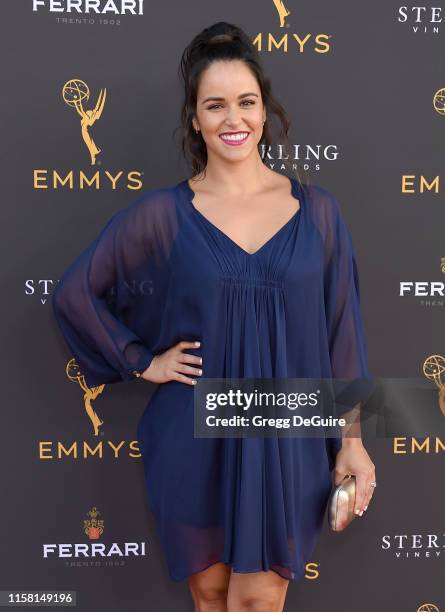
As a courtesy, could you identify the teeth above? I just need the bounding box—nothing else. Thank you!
[220,132,248,141]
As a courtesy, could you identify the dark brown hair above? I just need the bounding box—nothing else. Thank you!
[175,21,308,187]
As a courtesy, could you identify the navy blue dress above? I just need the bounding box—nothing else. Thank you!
[52,176,370,582]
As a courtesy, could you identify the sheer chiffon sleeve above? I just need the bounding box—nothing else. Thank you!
[52,188,176,388]
[309,184,372,419]
[322,191,370,381]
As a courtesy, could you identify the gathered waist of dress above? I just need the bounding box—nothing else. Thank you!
[219,275,285,289]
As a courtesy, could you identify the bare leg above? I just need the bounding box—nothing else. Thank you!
[187,562,231,612]
[227,568,290,612]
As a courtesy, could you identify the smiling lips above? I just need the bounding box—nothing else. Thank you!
[219,131,249,146]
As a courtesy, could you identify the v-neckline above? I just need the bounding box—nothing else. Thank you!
[183,175,303,257]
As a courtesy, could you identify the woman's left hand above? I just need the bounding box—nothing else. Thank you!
[334,439,376,516]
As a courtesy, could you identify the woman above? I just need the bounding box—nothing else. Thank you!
[52,21,376,612]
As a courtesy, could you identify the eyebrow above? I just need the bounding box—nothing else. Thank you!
[200,92,259,104]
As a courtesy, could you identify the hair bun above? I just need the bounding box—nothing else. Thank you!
[207,33,234,44]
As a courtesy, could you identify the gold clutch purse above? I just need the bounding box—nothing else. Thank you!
[328,474,356,531]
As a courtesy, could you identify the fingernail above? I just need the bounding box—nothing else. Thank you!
[195,341,200,346]
[364,505,368,511]
[192,380,197,385]
[198,369,202,375]
[199,357,202,364]
[359,510,363,516]
[355,509,360,515]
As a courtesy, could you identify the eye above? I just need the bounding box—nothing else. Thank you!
[207,99,256,110]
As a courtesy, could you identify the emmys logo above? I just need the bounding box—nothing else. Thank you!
[418,606,440,612]
[38,356,143,460]
[401,175,440,194]
[66,357,105,437]
[84,506,104,540]
[393,437,445,454]
[272,0,291,28]
[33,77,144,191]
[252,1,331,54]
[42,505,147,564]
[423,354,445,417]
[433,87,445,116]
[62,79,106,166]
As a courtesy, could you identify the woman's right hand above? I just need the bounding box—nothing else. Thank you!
[140,340,203,385]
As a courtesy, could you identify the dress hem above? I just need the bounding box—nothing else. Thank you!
[168,558,306,584]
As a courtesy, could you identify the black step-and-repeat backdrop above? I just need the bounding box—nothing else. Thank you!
[1,1,444,611]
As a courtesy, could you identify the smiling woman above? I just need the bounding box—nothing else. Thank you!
[52,19,374,612]
[189,61,267,165]
[177,31,306,188]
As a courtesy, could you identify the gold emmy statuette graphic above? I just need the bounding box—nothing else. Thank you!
[417,604,440,612]
[433,87,445,115]
[272,0,291,27]
[83,507,104,541]
[441,256,445,273]
[62,78,107,166]
[423,354,445,417]
[66,358,105,436]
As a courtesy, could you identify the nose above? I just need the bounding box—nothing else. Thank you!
[224,107,245,128]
